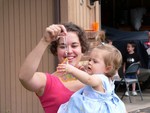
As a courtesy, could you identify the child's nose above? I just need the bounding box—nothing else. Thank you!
[88,60,92,65]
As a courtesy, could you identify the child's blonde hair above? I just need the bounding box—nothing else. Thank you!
[94,44,122,77]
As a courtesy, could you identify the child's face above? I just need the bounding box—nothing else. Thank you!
[86,48,107,75]
[127,43,134,53]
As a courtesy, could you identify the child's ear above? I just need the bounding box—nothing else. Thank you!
[105,66,112,73]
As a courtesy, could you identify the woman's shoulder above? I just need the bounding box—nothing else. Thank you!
[35,72,56,96]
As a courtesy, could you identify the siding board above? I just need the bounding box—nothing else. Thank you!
[9,0,16,112]
[0,0,5,113]
[4,0,11,112]
[31,0,36,49]
[24,0,33,112]
[41,0,49,72]
[36,0,43,72]
[64,0,100,30]
[47,0,55,74]
[0,0,54,112]
[19,0,27,112]
[30,0,39,112]
[14,0,23,113]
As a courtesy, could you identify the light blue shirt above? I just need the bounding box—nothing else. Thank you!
[58,74,126,113]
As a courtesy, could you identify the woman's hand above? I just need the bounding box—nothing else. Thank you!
[43,24,67,43]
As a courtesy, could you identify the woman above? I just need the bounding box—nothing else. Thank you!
[19,22,89,113]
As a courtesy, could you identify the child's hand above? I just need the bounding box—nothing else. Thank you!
[57,64,66,74]
[56,63,77,82]
[56,58,68,75]
[57,63,72,74]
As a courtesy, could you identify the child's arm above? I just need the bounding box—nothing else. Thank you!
[57,63,102,88]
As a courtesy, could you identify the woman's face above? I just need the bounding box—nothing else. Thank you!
[57,32,83,66]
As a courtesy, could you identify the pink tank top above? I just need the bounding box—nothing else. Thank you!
[38,73,74,113]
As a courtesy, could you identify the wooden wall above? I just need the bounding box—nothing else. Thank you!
[60,0,100,30]
[0,0,100,113]
[0,0,55,113]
